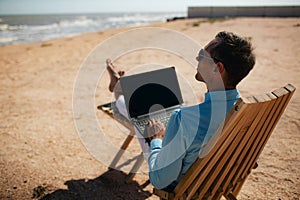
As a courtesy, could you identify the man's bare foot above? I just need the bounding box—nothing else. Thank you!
[106,59,125,92]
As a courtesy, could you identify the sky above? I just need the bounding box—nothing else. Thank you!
[0,0,299,15]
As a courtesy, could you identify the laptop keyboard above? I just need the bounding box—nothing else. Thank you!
[153,111,173,126]
[134,111,173,134]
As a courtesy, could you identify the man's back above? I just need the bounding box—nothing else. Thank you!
[148,89,240,190]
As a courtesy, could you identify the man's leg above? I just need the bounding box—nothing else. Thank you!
[106,59,150,160]
[106,59,124,100]
[115,96,150,160]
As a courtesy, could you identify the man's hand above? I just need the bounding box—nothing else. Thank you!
[145,119,165,141]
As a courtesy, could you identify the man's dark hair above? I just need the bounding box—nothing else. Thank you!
[210,31,255,87]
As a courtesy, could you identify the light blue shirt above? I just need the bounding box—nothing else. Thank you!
[148,89,241,190]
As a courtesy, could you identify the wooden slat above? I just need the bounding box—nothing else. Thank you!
[284,83,296,93]
[186,118,249,199]
[228,95,278,195]
[199,103,263,199]
[153,188,174,200]
[222,99,245,130]
[173,100,247,199]
[217,97,275,199]
[226,193,237,200]
[185,101,254,199]
[208,99,271,199]
[109,133,134,169]
[240,87,291,177]
[211,100,271,199]
[186,103,258,200]
[210,86,292,198]
[272,85,291,97]
[231,97,275,181]
[232,86,295,195]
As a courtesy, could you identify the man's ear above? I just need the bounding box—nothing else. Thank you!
[215,62,225,73]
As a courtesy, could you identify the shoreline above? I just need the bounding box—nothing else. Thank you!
[0,12,187,47]
[0,16,298,48]
[0,17,299,199]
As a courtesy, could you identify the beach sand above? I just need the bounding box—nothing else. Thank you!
[0,17,299,199]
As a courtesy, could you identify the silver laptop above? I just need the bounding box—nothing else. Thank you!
[120,67,184,137]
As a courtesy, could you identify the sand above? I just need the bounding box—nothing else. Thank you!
[0,17,299,199]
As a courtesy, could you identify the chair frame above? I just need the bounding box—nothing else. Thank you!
[97,102,144,183]
[153,84,295,200]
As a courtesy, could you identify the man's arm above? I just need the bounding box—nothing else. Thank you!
[147,110,187,189]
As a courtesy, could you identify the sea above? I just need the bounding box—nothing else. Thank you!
[0,12,186,46]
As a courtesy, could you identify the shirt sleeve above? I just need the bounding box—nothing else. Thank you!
[148,110,187,189]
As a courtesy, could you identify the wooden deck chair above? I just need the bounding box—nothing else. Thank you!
[153,84,295,200]
[97,102,144,182]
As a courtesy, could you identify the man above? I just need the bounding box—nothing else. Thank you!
[106,31,255,191]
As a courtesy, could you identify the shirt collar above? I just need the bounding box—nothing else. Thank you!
[204,89,240,102]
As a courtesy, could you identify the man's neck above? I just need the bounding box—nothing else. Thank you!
[206,85,236,92]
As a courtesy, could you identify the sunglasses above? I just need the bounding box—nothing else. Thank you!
[196,49,224,64]
[196,49,213,62]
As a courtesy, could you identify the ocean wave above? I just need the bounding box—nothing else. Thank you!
[0,24,26,31]
[0,12,185,46]
[29,23,58,31]
[0,36,19,43]
[0,17,98,32]
[108,14,152,22]
[58,17,97,28]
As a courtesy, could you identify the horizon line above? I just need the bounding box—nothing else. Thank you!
[1,4,300,15]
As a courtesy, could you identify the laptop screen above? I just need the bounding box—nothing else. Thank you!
[120,67,183,118]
